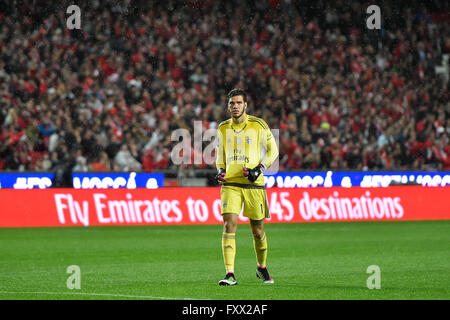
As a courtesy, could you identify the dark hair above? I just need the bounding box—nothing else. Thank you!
[227,88,247,102]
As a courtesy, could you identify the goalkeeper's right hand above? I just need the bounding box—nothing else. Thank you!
[215,168,226,184]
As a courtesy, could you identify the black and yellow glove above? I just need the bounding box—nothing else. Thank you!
[215,168,226,184]
[242,164,264,183]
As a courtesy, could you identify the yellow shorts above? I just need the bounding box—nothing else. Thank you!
[220,184,270,221]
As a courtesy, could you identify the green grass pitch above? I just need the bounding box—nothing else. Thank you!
[0,220,449,300]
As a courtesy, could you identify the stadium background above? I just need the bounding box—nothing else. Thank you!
[0,0,449,301]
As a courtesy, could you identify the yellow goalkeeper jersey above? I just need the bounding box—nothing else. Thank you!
[215,115,278,187]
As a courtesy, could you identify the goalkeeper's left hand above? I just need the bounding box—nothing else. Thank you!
[243,164,264,183]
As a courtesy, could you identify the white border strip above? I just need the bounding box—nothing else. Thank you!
[0,291,207,300]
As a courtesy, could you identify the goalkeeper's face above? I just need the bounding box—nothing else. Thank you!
[228,95,247,120]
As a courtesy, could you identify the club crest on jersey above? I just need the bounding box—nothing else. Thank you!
[246,137,252,144]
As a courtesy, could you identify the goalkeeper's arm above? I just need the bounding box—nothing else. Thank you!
[260,130,279,169]
[242,127,279,183]
[215,129,226,184]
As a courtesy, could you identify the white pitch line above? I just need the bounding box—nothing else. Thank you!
[0,291,206,300]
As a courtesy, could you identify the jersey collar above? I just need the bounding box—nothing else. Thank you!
[231,115,248,133]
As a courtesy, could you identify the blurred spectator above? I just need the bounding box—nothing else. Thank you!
[90,151,112,171]
[114,144,142,171]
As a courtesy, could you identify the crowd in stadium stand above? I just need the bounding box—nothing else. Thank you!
[0,0,449,177]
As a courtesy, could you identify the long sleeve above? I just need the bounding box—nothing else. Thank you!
[261,128,278,169]
[215,128,226,170]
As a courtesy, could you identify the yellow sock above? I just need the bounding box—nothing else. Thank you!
[222,233,236,273]
[253,233,268,267]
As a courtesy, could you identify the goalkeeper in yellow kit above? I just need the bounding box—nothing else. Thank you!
[215,88,279,286]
